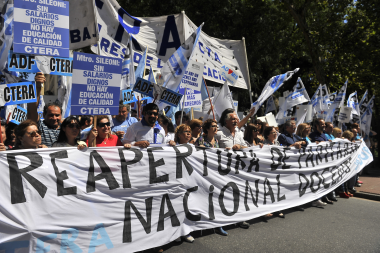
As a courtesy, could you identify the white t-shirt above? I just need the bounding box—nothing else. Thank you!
[215,126,246,148]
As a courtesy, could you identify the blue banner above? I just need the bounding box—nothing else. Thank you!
[13,0,70,57]
[71,52,122,115]
[10,105,27,125]
[122,89,137,104]
[8,50,72,76]
[132,78,154,98]
[0,82,37,106]
[159,88,183,107]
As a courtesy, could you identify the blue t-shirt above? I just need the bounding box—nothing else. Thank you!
[111,116,138,133]
[325,133,335,141]
[278,132,305,147]
[309,131,328,142]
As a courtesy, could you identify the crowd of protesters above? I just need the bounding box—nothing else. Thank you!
[0,73,376,252]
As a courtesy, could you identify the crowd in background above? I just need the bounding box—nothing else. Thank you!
[0,74,377,253]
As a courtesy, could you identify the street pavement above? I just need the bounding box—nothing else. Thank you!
[144,197,380,253]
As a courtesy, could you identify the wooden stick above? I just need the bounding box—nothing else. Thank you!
[152,94,159,104]
[203,77,215,120]
[93,116,97,147]
[6,112,11,124]
[137,96,141,119]
[0,120,2,143]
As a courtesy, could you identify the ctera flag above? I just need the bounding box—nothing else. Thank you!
[325,80,348,123]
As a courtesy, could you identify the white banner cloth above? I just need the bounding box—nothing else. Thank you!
[0,141,372,252]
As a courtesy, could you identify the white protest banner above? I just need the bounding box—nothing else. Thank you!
[70,52,122,115]
[68,0,98,50]
[9,105,27,125]
[251,69,299,115]
[296,105,313,123]
[338,106,352,123]
[265,113,278,127]
[13,0,70,57]
[219,64,239,86]
[0,141,372,252]
[0,82,37,106]
[308,84,323,116]
[8,51,73,76]
[213,81,234,117]
[181,87,202,108]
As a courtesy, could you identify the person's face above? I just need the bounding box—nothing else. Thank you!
[208,123,218,135]
[268,129,278,140]
[303,125,311,136]
[63,120,80,140]
[131,111,137,118]
[44,106,62,128]
[116,107,128,122]
[192,123,202,136]
[225,113,239,129]
[20,125,41,148]
[318,120,326,132]
[252,127,258,137]
[144,110,158,126]
[325,123,333,134]
[335,131,342,138]
[352,129,358,135]
[1,126,6,143]
[98,119,110,137]
[286,122,297,134]
[9,129,16,144]
[88,117,93,126]
[179,128,192,144]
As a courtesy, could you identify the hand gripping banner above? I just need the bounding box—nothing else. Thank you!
[0,140,372,252]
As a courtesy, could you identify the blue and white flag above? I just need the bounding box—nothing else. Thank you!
[325,79,348,122]
[361,95,375,142]
[37,95,45,120]
[121,42,135,90]
[308,84,323,116]
[277,77,310,121]
[0,0,14,71]
[265,96,276,114]
[328,91,336,110]
[134,46,147,81]
[347,91,359,115]
[359,90,368,108]
[250,68,299,115]
[57,76,72,118]
[359,90,369,115]
[321,84,330,117]
[161,24,203,92]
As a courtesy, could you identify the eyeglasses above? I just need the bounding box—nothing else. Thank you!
[98,122,111,128]
[27,130,42,137]
[67,123,80,129]
[146,111,158,116]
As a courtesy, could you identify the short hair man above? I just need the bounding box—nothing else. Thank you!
[27,73,62,147]
[309,118,328,143]
[80,115,93,130]
[324,122,335,140]
[278,120,307,148]
[174,111,189,129]
[122,103,166,148]
[112,104,138,139]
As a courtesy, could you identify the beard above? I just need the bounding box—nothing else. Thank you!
[147,117,156,125]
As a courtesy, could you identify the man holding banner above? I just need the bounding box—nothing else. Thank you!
[111,104,138,139]
[27,72,62,147]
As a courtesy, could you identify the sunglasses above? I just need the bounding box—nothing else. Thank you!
[67,123,80,129]
[98,122,111,128]
[146,111,158,116]
[182,131,191,134]
[27,130,42,137]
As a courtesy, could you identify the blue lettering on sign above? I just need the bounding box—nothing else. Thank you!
[208,67,212,77]
[198,42,204,54]
[157,58,163,68]
[215,52,221,63]
[205,47,211,57]
[134,52,142,64]
[36,233,57,253]
[158,15,181,56]
[212,69,218,79]
[60,228,82,253]
[0,241,29,253]
[146,55,153,66]
[88,223,114,253]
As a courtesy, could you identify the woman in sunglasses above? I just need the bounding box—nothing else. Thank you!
[189,119,203,144]
[87,116,131,148]
[243,123,264,148]
[52,116,86,149]
[12,120,48,150]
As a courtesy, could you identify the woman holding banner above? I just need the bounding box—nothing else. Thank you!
[195,119,219,148]
[244,124,264,148]
[189,119,203,144]
[52,116,87,149]
[12,120,48,150]
[87,116,131,148]
[296,123,312,144]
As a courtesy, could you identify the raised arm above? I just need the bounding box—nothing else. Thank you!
[27,72,45,122]
[237,107,255,129]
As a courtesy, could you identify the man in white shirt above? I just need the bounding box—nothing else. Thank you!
[215,108,248,150]
[122,103,166,147]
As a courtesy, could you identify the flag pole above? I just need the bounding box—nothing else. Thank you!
[242,37,253,105]
[143,46,149,79]
[203,76,215,120]
[92,116,97,147]
[180,87,187,125]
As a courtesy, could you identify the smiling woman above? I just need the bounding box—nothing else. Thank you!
[52,116,86,149]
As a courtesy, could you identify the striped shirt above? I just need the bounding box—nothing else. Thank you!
[37,119,60,147]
